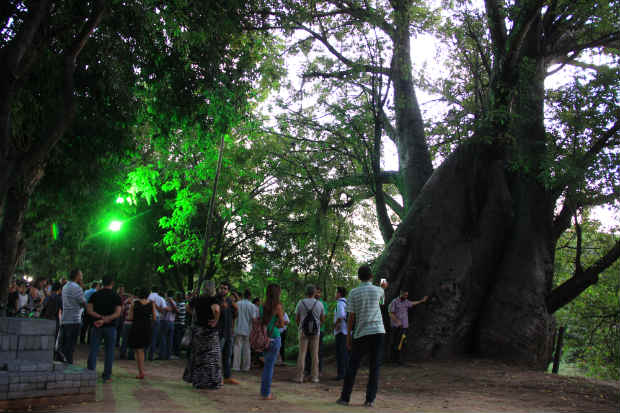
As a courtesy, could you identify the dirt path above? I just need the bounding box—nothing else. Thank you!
[40,345,618,412]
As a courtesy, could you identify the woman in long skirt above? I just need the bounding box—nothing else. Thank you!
[183,281,221,389]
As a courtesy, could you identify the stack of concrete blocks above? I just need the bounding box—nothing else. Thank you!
[0,318,97,410]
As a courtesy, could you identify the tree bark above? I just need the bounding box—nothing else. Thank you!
[375,142,513,358]
[390,0,433,210]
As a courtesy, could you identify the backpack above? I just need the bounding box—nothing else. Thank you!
[301,299,319,337]
[250,308,275,352]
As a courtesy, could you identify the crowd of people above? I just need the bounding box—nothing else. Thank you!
[6,265,428,406]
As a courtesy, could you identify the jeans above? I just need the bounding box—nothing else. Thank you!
[390,327,407,363]
[148,320,161,360]
[335,333,349,379]
[159,320,172,360]
[173,324,185,357]
[297,332,320,381]
[220,335,233,378]
[232,335,251,371]
[60,323,80,364]
[260,336,281,397]
[87,325,117,380]
[340,333,384,404]
[119,322,134,359]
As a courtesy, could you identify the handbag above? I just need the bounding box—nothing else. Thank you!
[180,327,192,349]
[180,305,196,349]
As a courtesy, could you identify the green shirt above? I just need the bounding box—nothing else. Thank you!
[260,306,281,338]
[347,282,385,339]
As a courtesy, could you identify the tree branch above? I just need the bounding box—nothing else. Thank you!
[547,239,620,313]
[383,192,404,219]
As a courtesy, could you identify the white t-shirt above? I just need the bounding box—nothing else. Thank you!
[148,292,167,320]
[233,299,258,336]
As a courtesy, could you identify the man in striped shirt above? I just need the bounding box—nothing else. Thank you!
[60,269,86,364]
[337,264,387,408]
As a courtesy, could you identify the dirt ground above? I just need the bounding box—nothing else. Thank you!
[33,344,619,412]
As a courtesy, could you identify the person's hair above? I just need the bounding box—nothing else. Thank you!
[262,284,281,325]
[244,289,252,299]
[201,280,216,297]
[337,286,347,298]
[175,291,185,301]
[101,275,113,287]
[400,289,408,295]
[220,280,231,290]
[51,282,62,292]
[358,264,372,281]
[69,269,81,281]
[252,297,260,305]
[305,284,316,297]
[91,282,99,289]
[136,287,149,299]
[16,280,25,287]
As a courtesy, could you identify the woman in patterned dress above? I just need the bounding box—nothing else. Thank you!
[183,280,221,389]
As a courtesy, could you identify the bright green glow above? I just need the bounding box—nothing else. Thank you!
[116,197,125,204]
[51,223,58,240]
[109,221,123,232]
[126,197,132,205]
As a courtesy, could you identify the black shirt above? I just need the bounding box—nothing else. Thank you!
[191,295,218,328]
[90,288,122,318]
[217,295,235,338]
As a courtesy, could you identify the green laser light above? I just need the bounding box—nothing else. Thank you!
[108,221,122,232]
[116,197,125,204]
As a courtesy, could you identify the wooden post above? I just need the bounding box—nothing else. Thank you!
[552,326,566,374]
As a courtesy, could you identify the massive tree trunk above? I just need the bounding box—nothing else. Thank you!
[375,9,561,368]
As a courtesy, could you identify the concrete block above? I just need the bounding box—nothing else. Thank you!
[79,386,95,394]
[0,350,15,361]
[52,361,65,371]
[7,318,56,336]
[0,335,9,351]
[0,392,6,401]
[70,381,81,387]
[0,319,8,334]
[9,382,38,392]
[16,350,53,362]
[0,373,7,385]
[0,384,7,393]
[8,375,19,384]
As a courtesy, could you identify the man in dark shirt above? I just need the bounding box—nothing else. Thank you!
[216,281,239,385]
[87,275,122,383]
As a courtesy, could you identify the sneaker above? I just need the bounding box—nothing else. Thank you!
[336,399,349,406]
[223,378,240,385]
[364,401,374,407]
[170,355,179,360]
[311,378,319,383]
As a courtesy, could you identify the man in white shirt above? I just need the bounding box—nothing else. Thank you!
[232,289,258,372]
[148,288,169,361]
[333,286,349,380]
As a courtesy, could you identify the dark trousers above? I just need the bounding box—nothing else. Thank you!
[87,325,117,380]
[340,333,384,404]
[80,315,92,344]
[148,320,161,360]
[119,323,134,359]
[279,329,287,361]
[335,333,349,379]
[159,320,172,360]
[60,323,81,364]
[173,324,185,357]
[305,331,324,373]
[220,335,233,378]
[390,327,407,363]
